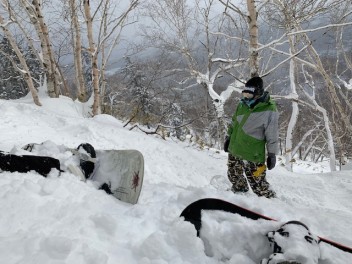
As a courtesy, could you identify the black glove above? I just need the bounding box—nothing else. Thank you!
[224,136,230,152]
[266,153,276,170]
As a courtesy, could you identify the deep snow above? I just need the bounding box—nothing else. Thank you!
[0,94,351,264]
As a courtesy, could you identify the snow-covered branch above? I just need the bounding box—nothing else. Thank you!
[287,22,352,36]
[262,43,312,77]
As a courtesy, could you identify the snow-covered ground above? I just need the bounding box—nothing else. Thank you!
[0,94,351,264]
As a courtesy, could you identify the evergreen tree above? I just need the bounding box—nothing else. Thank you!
[168,103,186,140]
[24,46,43,87]
[0,36,26,99]
[121,57,153,127]
[0,35,42,100]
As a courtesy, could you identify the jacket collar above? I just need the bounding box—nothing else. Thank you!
[241,91,270,109]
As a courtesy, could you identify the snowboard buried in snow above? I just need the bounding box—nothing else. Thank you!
[92,149,144,204]
[180,198,352,255]
[1,142,144,205]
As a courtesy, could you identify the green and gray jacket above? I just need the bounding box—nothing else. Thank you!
[227,92,279,163]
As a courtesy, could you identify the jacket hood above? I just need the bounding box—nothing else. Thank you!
[257,91,270,103]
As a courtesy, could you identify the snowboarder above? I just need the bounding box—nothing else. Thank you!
[224,76,279,198]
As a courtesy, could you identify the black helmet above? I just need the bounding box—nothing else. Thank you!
[245,77,264,96]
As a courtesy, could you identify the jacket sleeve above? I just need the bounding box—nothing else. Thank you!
[227,120,233,136]
[265,110,279,155]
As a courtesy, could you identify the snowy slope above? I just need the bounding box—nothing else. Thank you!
[0,95,351,264]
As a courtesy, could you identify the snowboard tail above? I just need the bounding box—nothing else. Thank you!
[0,151,61,176]
[180,198,352,254]
[93,149,144,204]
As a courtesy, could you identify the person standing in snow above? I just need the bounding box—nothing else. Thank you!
[224,76,279,198]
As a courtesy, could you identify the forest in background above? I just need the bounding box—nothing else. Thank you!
[0,0,351,171]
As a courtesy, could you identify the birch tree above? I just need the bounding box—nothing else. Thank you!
[98,0,139,105]
[330,2,352,157]
[67,0,86,101]
[83,0,100,114]
[264,0,320,170]
[0,14,41,106]
[246,0,259,77]
[20,0,60,97]
[300,65,337,170]
[82,0,139,116]
[218,0,263,77]
[292,6,352,171]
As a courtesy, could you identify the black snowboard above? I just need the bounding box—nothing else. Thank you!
[0,151,61,176]
[180,198,352,254]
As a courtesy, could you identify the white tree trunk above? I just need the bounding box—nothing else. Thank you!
[301,67,337,171]
[285,50,299,171]
[246,0,259,77]
[21,0,60,97]
[70,0,86,101]
[83,0,101,115]
[302,30,352,135]
[319,108,336,171]
[0,15,41,106]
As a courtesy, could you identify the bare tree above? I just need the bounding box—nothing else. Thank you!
[300,65,337,170]
[263,0,321,170]
[98,0,139,104]
[330,2,352,157]
[83,0,100,115]
[141,0,248,146]
[246,0,259,77]
[0,14,41,106]
[20,0,61,97]
[81,0,139,116]
[263,0,352,171]
[218,0,264,77]
[67,0,86,101]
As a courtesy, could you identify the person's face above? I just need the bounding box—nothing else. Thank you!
[242,92,254,99]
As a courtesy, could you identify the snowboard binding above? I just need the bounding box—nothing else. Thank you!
[76,143,97,179]
[64,143,97,180]
[261,221,320,264]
